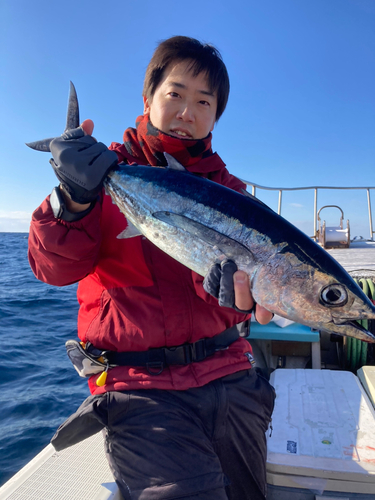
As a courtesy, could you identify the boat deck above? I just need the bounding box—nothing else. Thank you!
[326,240,375,276]
[0,433,120,500]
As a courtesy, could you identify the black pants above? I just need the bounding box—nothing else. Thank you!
[52,369,275,500]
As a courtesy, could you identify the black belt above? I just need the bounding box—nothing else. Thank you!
[86,326,240,374]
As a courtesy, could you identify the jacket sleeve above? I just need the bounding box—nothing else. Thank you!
[28,195,103,286]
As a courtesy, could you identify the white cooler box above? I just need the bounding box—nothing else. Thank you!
[357,366,375,408]
[266,369,375,499]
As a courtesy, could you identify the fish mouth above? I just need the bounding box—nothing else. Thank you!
[323,318,375,343]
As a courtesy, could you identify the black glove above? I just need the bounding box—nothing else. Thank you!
[49,127,118,204]
[203,259,254,313]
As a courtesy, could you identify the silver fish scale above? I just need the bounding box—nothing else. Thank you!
[105,173,234,275]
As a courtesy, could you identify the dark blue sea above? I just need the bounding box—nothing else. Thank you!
[0,232,90,487]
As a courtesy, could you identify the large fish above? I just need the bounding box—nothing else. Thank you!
[27,83,375,342]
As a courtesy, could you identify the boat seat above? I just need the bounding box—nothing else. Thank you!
[245,321,321,370]
[248,321,319,342]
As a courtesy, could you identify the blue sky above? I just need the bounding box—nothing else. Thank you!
[1,0,374,238]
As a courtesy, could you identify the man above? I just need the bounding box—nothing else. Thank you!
[29,36,275,500]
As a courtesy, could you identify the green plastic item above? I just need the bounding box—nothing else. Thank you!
[346,278,375,372]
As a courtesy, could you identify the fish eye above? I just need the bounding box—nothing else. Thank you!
[321,284,348,307]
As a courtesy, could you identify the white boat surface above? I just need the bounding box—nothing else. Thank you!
[327,239,375,274]
[0,432,121,500]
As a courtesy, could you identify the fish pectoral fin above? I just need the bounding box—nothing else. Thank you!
[116,221,142,239]
[163,153,187,171]
[153,211,253,262]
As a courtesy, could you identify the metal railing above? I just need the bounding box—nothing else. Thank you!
[240,181,375,241]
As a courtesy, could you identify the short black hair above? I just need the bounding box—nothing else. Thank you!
[143,36,230,121]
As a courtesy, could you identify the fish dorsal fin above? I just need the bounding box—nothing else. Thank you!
[240,189,273,210]
[164,153,187,171]
[153,211,254,262]
[116,220,142,239]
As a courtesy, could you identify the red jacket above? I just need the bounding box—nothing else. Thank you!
[28,144,253,394]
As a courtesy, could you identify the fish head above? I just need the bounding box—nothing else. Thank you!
[253,251,375,342]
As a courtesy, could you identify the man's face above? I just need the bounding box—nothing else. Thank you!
[143,60,218,140]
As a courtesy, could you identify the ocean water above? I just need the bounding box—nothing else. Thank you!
[0,232,90,487]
